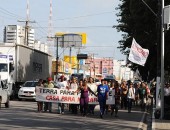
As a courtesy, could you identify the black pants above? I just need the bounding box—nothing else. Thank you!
[70,104,78,114]
[121,96,127,109]
[99,100,106,115]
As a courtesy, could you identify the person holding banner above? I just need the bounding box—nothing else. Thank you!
[75,80,97,117]
[46,77,54,113]
[57,75,68,114]
[97,79,109,118]
[36,79,44,112]
[70,77,79,114]
[111,81,121,117]
[87,77,97,115]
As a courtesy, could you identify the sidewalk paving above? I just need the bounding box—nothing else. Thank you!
[151,108,170,130]
[152,119,170,130]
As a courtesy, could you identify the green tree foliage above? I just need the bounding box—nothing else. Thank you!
[116,0,170,81]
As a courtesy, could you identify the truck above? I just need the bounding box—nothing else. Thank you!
[0,43,52,100]
[0,78,9,108]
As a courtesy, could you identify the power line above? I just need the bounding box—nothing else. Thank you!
[33,26,112,29]
[38,11,114,23]
[0,6,25,20]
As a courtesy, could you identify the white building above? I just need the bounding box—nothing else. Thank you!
[113,60,134,82]
[3,25,35,46]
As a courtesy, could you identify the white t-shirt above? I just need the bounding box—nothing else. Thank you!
[57,81,68,89]
[164,87,170,96]
[127,87,135,99]
[70,83,78,90]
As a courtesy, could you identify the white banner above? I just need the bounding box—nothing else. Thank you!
[128,38,149,66]
[36,87,115,104]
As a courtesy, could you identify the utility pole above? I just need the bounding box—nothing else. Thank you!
[18,0,35,45]
[156,0,161,108]
[77,47,81,73]
[18,20,35,46]
[160,0,165,120]
[47,36,61,79]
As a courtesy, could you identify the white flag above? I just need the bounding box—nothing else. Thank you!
[128,38,149,66]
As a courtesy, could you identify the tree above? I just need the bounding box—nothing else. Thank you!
[116,0,170,81]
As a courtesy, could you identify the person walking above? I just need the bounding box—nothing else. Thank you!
[127,82,135,113]
[69,77,78,114]
[120,81,128,109]
[35,79,44,112]
[111,81,121,117]
[75,80,96,117]
[46,77,54,113]
[87,77,97,115]
[56,75,68,114]
[138,82,147,111]
[97,79,109,118]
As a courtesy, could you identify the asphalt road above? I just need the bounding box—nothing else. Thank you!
[0,101,147,130]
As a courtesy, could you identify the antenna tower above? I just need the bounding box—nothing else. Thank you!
[47,0,54,55]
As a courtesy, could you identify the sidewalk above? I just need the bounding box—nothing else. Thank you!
[152,109,170,130]
[152,119,170,130]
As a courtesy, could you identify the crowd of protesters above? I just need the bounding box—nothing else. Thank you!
[35,75,160,118]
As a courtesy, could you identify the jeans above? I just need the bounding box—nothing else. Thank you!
[99,100,106,115]
[58,103,64,113]
[127,98,133,112]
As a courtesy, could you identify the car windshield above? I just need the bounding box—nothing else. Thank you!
[0,64,8,72]
[23,81,38,87]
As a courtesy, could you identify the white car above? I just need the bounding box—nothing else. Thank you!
[18,81,38,101]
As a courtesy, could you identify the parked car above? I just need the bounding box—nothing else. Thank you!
[18,81,39,101]
[104,75,116,82]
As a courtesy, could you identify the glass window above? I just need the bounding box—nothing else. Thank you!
[23,81,38,87]
[0,64,8,72]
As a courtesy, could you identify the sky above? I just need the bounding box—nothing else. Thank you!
[0,0,126,60]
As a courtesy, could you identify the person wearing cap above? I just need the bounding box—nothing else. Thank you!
[97,79,109,118]
[46,77,54,113]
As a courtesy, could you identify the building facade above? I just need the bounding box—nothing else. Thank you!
[85,57,113,79]
[3,25,35,47]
